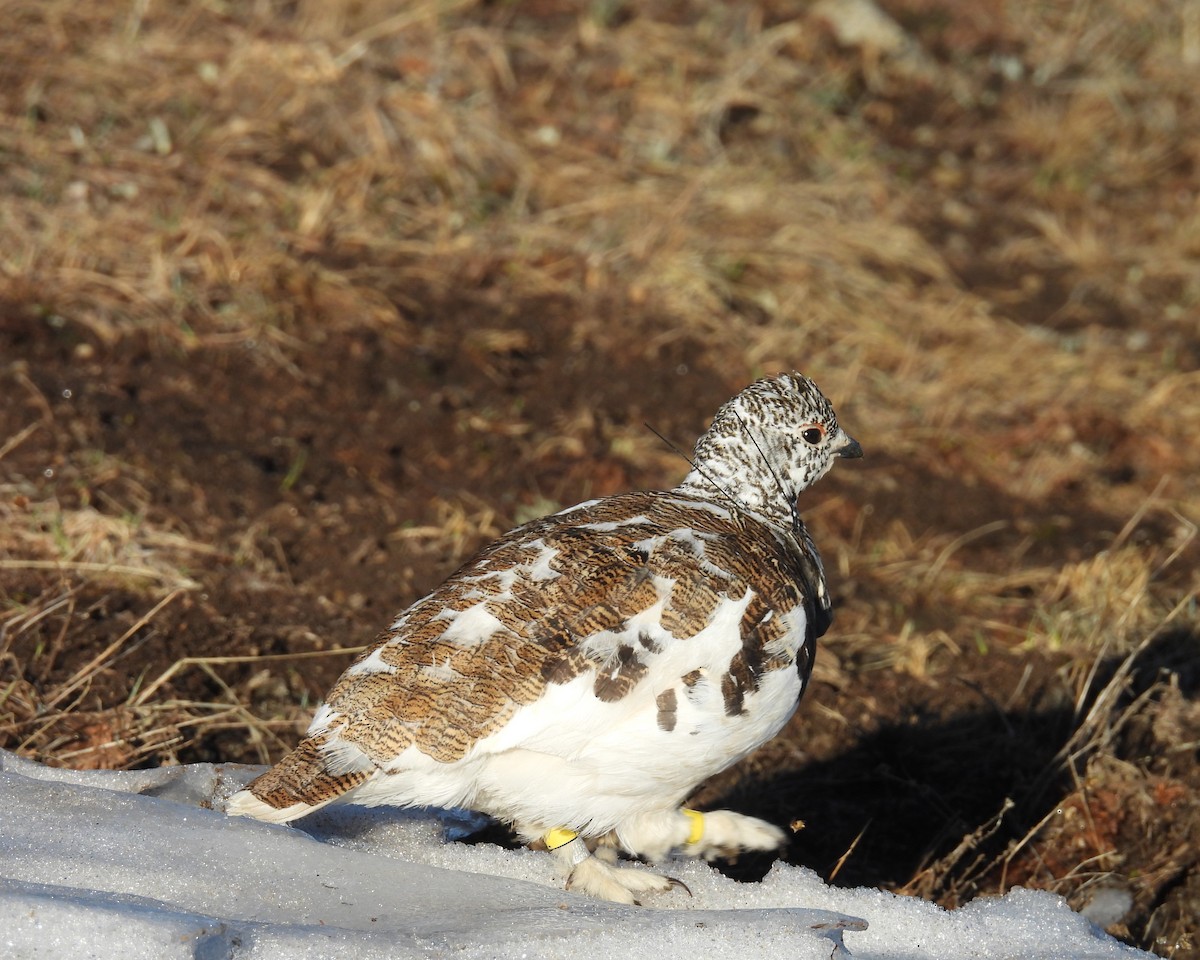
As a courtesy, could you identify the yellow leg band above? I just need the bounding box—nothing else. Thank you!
[544,827,578,851]
[682,808,705,846]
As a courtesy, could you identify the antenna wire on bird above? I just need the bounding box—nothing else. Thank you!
[643,422,753,522]
[730,409,801,535]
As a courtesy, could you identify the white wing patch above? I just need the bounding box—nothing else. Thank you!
[520,538,561,582]
[306,703,338,736]
[321,738,374,776]
[437,601,506,644]
[578,515,652,532]
[345,645,398,677]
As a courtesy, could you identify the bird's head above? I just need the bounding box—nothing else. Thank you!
[678,372,861,529]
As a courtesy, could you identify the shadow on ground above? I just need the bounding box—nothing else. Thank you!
[705,628,1200,953]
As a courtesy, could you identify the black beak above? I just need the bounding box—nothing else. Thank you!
[837,436,863,459]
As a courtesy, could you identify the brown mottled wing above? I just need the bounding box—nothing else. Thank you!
[324,518,669,765]
[244,492,827,812]
[239,513,660,811]
[352,495,821,748]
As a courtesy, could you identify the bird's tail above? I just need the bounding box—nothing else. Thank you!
[225,733,372,824]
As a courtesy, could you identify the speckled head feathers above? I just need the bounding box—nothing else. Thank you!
[678,372,861,529]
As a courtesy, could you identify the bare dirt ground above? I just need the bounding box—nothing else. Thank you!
[2,0,1198,955]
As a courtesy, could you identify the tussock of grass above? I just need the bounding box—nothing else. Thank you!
[0,583,360,768]
[389,496,503,565]
[0,496,212,591]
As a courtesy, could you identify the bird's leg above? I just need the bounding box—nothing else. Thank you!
[615,808,786,863]
[540,828,678,905]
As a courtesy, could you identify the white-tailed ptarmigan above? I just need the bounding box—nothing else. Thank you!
[227,372,861,903]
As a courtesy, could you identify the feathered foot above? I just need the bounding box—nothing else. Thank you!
[615,807,786,863]
[542,829,685,905]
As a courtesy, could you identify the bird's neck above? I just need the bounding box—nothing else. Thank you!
[676,456,793,531]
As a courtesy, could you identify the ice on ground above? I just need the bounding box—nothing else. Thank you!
[0,751,1151,960]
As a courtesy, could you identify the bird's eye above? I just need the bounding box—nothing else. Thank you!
[801,427,824,445]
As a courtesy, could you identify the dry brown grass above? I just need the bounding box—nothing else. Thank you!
[0,580,361,767]
[2,0,1198,953]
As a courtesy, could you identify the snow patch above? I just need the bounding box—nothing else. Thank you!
[0,751,1151,960]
